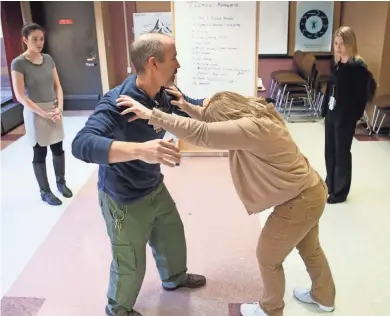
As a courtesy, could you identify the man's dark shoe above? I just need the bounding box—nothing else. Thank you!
[163,273,206,291]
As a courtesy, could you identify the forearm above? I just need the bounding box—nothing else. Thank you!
[55,86,64,110]
[72,106,127,164]
[17,95,46,117]
[149,109,207,147]
[149,109,256,150]
[72,133,142,165]
[72,131,112,164]
[108,141,142,164]
[180,102,205,120]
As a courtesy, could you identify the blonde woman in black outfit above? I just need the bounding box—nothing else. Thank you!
[324,26,371,204]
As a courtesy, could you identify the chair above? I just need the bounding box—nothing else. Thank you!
[371,94,390,134]
[314,73,331,117]
[269,51,305,97]
[273,53,319,122]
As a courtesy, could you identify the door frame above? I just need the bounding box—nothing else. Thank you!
[94,1,110,95]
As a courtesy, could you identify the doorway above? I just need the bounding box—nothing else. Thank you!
[31,1,103,110]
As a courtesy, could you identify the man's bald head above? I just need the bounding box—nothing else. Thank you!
[130,33,174,74]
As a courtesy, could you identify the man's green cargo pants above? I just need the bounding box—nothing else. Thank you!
[98,182,188,315]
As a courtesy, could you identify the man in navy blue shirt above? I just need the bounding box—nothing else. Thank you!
[72,33,208,316]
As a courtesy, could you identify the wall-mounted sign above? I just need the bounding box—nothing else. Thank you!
[59,19,73,25]
[133,13,172,39]
[295,1,334,52]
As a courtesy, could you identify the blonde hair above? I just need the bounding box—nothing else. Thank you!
[333,26,364,63]
[202,91,285,125]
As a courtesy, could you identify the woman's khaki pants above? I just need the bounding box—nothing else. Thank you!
[258,179,336,316]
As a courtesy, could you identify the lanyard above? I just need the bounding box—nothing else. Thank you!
[331,65,339,97]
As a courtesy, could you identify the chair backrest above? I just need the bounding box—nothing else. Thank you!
[310,65,319,89]
[292,51,305,70]
[297,53,316,79]
[291,51,318,87]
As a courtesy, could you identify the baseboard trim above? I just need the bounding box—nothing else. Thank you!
[63,94,101,111]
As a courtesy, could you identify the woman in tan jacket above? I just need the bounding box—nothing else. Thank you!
[117,89,336,316]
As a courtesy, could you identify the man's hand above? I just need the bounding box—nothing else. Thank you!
[136,138,180,167]
[165,86,189,110]
[117,95,152,121]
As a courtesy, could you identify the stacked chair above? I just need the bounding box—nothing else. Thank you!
[269,51,323,122]
[370,94,390,135]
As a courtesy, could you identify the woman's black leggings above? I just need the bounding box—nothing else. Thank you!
[33,141,64,163]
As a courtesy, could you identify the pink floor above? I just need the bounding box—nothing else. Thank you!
[3,158,264,316]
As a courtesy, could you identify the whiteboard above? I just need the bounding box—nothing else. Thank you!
[258,1,289,55]
[173,1,258,99]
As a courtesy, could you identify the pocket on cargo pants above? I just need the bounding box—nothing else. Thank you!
[98,191,152,312]
[108,244,137,308]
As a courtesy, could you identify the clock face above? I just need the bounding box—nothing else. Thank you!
[299,9,329,40]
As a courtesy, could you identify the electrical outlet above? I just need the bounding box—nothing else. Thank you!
[127,66,131,74]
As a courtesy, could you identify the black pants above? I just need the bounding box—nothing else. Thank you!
[324,115,356,200]
[33,141,64,163]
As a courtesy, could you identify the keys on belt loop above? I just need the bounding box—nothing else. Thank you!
[113,209,125,232]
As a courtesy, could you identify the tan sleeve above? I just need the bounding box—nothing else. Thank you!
[181,102,204,121]
[149,109,262,150]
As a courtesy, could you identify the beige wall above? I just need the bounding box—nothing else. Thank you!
[100,2,116,90]
[378,4,390,96]
[341,1,390,127]
[94,1,119,92]
[341,1,389,84]
[20,1,32,24]
[135,1,170,12]
[94,2,109,94]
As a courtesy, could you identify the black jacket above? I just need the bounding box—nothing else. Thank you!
[322,58,370,123]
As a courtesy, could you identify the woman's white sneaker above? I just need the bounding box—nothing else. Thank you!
[293,288,335,312]
[240,302,268,316]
